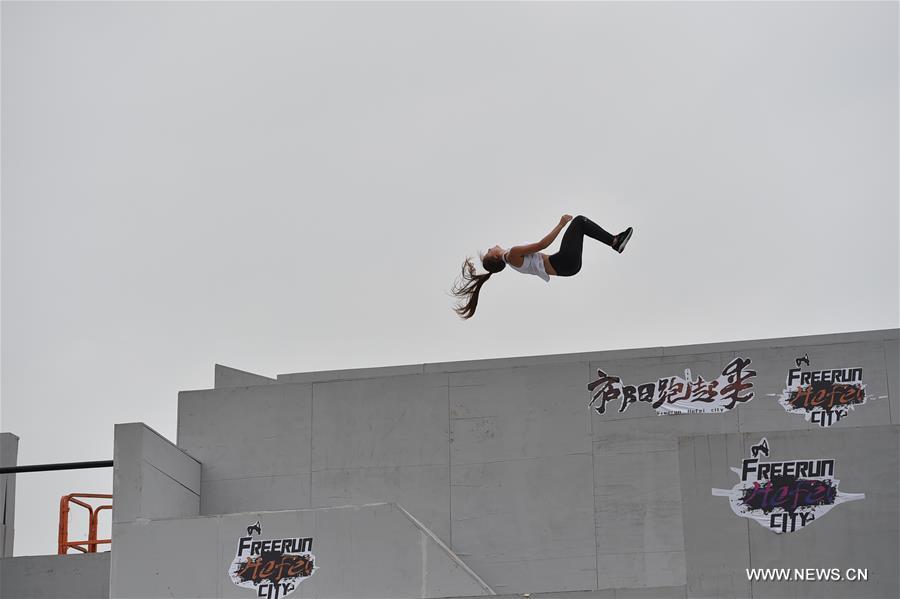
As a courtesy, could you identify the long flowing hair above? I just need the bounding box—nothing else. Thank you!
[451,253,505,319]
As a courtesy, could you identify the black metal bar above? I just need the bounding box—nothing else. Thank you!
[0,460,113,474]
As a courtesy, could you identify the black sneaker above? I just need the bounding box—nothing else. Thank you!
[613,227,633,253]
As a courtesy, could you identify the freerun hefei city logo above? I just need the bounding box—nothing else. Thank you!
[712,438,864,533]
[228,521,318,599]
[771,354,886,427]
[587,357,756,415]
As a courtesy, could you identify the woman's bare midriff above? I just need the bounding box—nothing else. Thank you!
[541,253,557,276]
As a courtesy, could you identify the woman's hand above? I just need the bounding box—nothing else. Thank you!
[559,214,573,226]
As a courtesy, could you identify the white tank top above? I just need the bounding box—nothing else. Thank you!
[503,251,550,282]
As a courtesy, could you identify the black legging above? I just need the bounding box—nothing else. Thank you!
[548,215,615,277]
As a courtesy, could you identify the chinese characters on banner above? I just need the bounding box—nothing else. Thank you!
[587,357,756,415]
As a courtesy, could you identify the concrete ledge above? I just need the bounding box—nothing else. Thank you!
[215,364,277,388]
[395,504,495,596]
[275,329,899,385]
[110,502,495,599]
[277,363,426,384]
[0,552,110,599]
[441,588,687,599]
[0,432,19,558]
[113,423,201,524]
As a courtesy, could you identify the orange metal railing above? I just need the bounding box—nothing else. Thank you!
[58,493,113,555]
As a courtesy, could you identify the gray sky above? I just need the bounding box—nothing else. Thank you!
[2,1,897,557]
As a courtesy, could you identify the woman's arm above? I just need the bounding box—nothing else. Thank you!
[508,215,573,259]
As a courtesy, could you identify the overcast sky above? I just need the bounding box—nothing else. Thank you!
[2,1,897,556]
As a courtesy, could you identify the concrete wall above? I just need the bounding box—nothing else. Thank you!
[109,503,493,599]
[178,383,316,517]
[0,553,110,599]
[0,433,19,558]
[443,590,687,599]
[681,427,898,599]
[112,423,201,524]
[177,329,898,597]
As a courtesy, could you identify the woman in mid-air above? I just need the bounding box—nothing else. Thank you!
[451,214,633,319]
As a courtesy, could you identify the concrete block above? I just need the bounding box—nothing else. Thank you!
[744,428,898,599]
[277,364,424,384]
[615,586,687,599]
[681,427,899,599]
[215,364,276,388]
[596,551,686,590]
[178,383,312,481]
[140,426,201,494]
[310,464,450,542]
[1,553,110,598]
[110,503,491,599]
[310,374,449,471]
[278,503,492,598]
[737,341,891,433]
[886,339,898,425]
[138,461,200,521]
[394,505,494,598]
[112,423,200,524]
[592,408,739,456]
[594,450,684,556]
[201,475,311,515]
[112,424,142,524]
[0,433,18,467]
[0,432,19,558]
[441,591,617,599]
[109,516,220,598]
[679,433,751,599]
[154,328,900,597]
[451,454,596,593]
[461,554,598,596]
[450,362,592,465]
[716,329,898,352]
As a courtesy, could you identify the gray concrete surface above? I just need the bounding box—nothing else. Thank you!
[442,589,688,599]
[109,502,493,599]
[178,383,314,515]
[215,365,277,389]
[0,433,19,558]
[0,552,110,599]
[112,423,201,523]
[736,339,891,434]
[4,329,897,599]
[172,328,898,597]
[681,428,898,599]
[449,362,596,594]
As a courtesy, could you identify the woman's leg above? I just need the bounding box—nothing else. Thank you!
[548,215,617,276]
[576,215,616,246]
